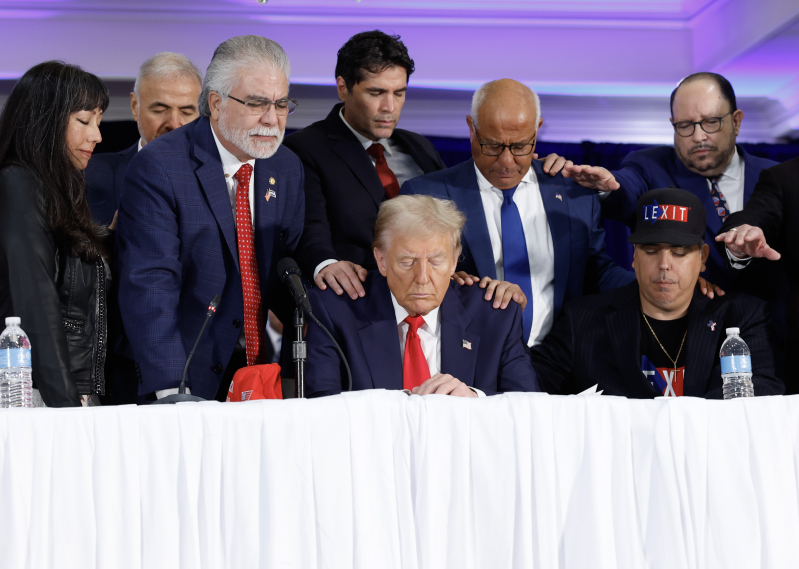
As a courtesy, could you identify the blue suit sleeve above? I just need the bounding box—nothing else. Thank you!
[117,154,187,391]
[497,304,540,393]
[584,192,636,294]
[304,290,347,398]
[602,153,651,223]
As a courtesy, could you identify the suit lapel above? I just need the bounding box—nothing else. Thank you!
[672,154,721,235]
[683,293,717,397]
[446,160,497,279]
[193,118,240,271]
[253,158,280,283]
[391,129,437,173]
[357,276,404,390]
[740,147,758,203]
[534,161,571,316]
[115,143,137,205]
[439,286,479,386]
[606,284,660,396]
[326,104,386,207]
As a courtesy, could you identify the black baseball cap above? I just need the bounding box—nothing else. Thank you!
[628,187,706,247]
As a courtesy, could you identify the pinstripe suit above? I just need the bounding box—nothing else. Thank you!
[531,281,784,398]
[117,117,304,398]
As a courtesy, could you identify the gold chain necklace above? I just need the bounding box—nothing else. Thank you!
[641,310,687,374]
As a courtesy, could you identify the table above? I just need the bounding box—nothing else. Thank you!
[1,391,798,569]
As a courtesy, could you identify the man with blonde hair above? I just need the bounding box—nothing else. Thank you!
[304,195,539,398]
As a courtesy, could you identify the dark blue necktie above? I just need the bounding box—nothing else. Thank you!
[500,186,534,341]
[707,177,730,221]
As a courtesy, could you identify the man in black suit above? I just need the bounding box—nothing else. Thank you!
[283,30,446,299]
[84,52,202,404]
[716,157,799,393]
[532,188,783,399]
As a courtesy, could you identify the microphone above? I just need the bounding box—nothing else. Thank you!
[152,294,221,405]
[277,257,353,393]
[277,258,313,315]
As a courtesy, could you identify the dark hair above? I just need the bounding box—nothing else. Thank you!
[335,30,415,91]
[0,61,109,261]
[670,72,737,118]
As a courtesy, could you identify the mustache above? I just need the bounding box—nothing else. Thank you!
[651,273,677,284]
[248,126,283,137]
[373,114,397,123]
[689,142,718,153]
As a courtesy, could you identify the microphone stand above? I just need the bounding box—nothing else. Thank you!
[293,307,306,398]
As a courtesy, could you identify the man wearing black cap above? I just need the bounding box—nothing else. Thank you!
[531,188,783,398]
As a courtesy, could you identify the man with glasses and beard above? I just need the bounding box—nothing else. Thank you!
[117,36,304,401]
[561,73,785,310]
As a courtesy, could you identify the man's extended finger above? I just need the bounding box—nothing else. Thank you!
[478,276,492,289]
[314,274,328,290]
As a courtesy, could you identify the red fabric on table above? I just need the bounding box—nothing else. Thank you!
[227,363,283,401]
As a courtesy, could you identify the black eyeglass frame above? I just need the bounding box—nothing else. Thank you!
[227,94,298,116]
[474,128,537,156]
[671,111,734,137]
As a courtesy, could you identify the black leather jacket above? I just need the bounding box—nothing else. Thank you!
[0,165,107,407]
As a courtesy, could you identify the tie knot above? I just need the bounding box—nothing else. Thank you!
[707,176,720,184]
[366,143,385,159]
[501,185,518,205]
[234,163,253,184]
[404,315,425,333]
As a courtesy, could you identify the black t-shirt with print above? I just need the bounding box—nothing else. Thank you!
[639,313,688,396]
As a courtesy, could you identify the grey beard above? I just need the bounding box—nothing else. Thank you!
[218,110,284,160]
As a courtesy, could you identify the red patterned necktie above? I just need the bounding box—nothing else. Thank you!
[402,315,431,390]
[366,143,400,198]
[233,164,267,366]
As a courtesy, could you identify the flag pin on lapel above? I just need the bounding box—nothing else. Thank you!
[556,193,563,201]
[707,320,716,331]
[265,188,277,202]
[462,339,472,350]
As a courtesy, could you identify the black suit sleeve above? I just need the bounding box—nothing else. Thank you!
[0,168,80,407]
[529,304,577,394]
[283,141,340,278]
[721,165,784,247]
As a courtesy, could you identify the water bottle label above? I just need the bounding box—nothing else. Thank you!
[0,348,31,368]
[721,355,751,374]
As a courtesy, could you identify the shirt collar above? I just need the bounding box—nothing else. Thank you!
[474,162,536,193]
[210,123,256,178]
[137,138,144,152]
[719,147,743,181]
[389,291,441,334]
[339,106,394,156]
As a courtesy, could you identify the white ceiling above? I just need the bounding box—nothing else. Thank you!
[0,0,798,143]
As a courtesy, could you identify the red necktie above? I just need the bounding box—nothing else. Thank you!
[366,143,400,198]
[233,164,267,366]
[402,315,430,390]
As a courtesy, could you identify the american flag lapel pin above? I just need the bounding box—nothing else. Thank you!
[707,320,716,331]
[462,339,472,350]
[265,188,276,202]
[556,193,563,201]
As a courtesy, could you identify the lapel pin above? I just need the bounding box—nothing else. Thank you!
[707,320,716,331]
[265,188,277,202]
[555,193,563,201]
[462,339,472,350]
[269,177,276,185]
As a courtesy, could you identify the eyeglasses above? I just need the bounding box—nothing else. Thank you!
[672,111,733,137]
[475,129,536,156]
[227,94,298,116]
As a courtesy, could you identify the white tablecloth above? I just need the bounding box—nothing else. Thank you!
[1,391,798,569]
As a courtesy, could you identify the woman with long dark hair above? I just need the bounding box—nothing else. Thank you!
[0,61,110,407]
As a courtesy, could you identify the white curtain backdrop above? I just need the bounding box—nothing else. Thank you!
[1,391,798,569]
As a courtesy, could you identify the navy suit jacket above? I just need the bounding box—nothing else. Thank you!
[85,143,137,226]
[400,159,634,323]
[531,282,784,398]
[284,103,445,275]
[605,145,782,292]
[305,272,539,398]
[117,117,304,398]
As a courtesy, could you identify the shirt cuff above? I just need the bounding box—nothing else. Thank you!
[469,387,486,397]
[725,246,752,269]
[313,259,338,279]
[156,387,191,399]
[596,190,611,201]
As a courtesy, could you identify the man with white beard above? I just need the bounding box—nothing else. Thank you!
[117,35,305,401]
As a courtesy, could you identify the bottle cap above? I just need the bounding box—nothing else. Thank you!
[5,317,20,327]
[726,327,740,336]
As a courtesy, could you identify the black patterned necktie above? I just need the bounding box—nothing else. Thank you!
[707,177,730,221]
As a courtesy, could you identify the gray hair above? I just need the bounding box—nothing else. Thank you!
[133,52,203,99]
[373,195,465,253]
[199,35,291,117]
[470,79,541,132]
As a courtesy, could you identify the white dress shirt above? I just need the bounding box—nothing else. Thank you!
[313,110,426,278]
[390,293,484,397]
[712,148,745,214]
[474,165,555,346]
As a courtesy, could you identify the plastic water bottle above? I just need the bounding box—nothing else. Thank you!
[0,317,33,408]
[719,327,754,399]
